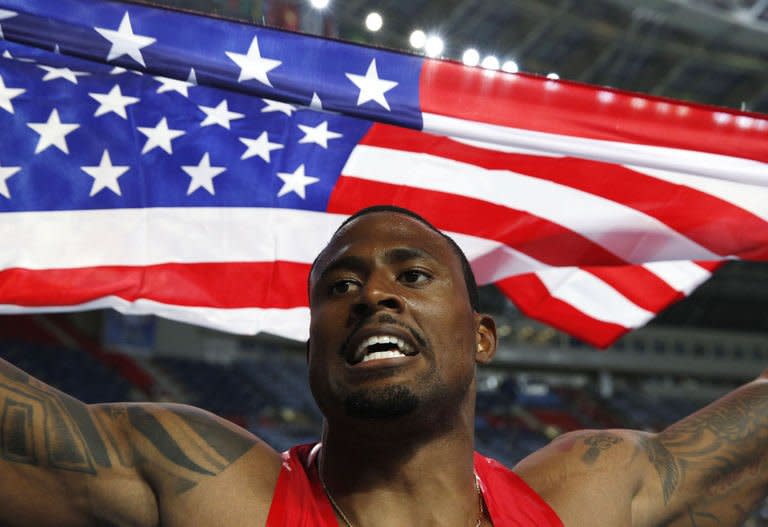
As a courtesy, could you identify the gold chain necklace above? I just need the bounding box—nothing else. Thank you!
[318,466,485,527]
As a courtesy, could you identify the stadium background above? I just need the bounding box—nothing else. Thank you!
[2,0,767,523]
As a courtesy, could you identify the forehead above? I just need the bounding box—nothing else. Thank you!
[312,212,459,277]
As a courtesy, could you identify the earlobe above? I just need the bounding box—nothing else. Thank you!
[474,314,497,364]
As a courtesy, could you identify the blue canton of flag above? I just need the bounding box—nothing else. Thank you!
[0,0,426,212]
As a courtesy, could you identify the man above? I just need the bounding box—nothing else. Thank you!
[0,205,766,526]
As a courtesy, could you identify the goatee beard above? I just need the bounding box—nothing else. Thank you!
[344,385,419,419]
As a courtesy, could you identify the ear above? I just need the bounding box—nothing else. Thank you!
[474,313,497,365]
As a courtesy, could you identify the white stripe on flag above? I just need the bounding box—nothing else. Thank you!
[629,165,768,222]
[536,267,655,327]
[423,113,768,186]
[643,261,713,294]
[343,144,719,262]
[0,298,312,340]
[2,208,345,269]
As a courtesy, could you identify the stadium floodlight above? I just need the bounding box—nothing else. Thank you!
[409,29,426,49]
[480,55,499,70]
[424,35,444,58]
[501,60,519,73]
[462,48,480,67]
[309,0,329,9]
[365,12,383,32]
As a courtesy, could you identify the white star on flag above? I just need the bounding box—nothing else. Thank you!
[0,74,25,114]
[276,164,319,199]
[0,163,20,199]
[95,12,156,67]
[137,117,185,154]
[27,109,80,154]
[182,152,226,195]
[154,75,194,97]
[298,121,342,149]
[198,99,244,129]
[187,68,198,84]
[226,35,281,86]
[110,66,142,76]
[261,98,295,116]
[310,92,323,110]
[37,64,90,84]
[346,58,398,111]
[239,131,283,162]
[89,84,140,119]
[81,150,129,197]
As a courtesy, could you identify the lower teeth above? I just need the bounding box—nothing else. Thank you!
[362,350,405,363]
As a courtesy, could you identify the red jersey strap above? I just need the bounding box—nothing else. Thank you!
[266,443,338,526]
[474,451,564,526]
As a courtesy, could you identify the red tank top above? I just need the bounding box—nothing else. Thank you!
[266,444,563,526]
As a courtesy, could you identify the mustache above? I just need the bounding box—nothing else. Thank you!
[340,313,428,357]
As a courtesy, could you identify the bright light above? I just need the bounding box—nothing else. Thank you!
[462,48,480,67]
[501,60,518,73]
[409,29,426,49]
[365,12,383,32]
[424,35,444,57]
[480,55,499,70]
[546,72,559,80]
[309,0,329,9]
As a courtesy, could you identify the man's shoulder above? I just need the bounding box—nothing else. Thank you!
[512,429,651,525]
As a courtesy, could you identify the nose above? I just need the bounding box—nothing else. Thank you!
[352,274,403,318]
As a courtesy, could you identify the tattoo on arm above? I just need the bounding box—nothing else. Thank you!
[0,377,109,474]
[640,382,768,511]
[640,436,681,505]
[580,433,624,465]
[0,360,255,495]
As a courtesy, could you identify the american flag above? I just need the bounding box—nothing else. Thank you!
[1,0,766,348]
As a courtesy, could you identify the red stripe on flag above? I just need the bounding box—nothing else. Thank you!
[360,124,768,259]
[694,260,725,273]
[0,262,311,308]
[584,266,684,312]
[496,273,628,348]
[327,176,626,266]
[419,59,768,164]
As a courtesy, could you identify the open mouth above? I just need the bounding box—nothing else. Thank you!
[352,334,415,364]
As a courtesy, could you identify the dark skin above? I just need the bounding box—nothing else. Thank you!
[0,210,766,526]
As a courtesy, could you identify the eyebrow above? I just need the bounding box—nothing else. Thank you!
[316,255,368,283]
[317,247,438,282]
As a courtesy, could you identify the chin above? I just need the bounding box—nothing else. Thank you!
[344,385,419,419]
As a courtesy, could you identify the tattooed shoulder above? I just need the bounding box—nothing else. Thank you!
[99,403,259,494]
[581,432,625,465]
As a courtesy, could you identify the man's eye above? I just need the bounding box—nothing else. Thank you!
[330,280,359,295]
[399,269,431,285]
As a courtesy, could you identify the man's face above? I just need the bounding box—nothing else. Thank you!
[307,212,493,422]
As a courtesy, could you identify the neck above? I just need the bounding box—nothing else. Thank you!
[319,406,482,526]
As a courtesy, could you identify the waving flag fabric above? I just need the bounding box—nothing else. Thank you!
[0,0,766,347]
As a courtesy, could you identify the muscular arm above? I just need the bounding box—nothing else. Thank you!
[0,356,273,526]
[634,373,768,527]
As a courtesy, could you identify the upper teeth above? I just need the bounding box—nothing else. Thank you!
[356,335,412,360]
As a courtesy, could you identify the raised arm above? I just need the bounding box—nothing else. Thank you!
[0,355,274,526]
[634,371,768,526]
